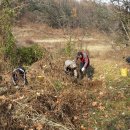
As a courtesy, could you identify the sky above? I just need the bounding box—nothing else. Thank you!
[100,0,110,3]
[75,0,110,4]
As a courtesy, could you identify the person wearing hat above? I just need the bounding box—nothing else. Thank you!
[75,51,90,79]
[64,60,78,79]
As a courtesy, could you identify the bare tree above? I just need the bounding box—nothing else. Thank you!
[111,0,130,43]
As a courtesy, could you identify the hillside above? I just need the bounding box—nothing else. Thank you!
[0,23,130,130]
[0,0,130,129]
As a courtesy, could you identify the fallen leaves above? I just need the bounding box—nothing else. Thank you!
[0,95,6,100]
[7,103,12,110]
[80,125,86,130]
[35,123,43,130]
[92,102,98,107]
[92,101,105,111]
[99,91,104,96]
[98,105,105,111]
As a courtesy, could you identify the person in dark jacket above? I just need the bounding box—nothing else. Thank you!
[126,56,130,64]
[12,66,28,86]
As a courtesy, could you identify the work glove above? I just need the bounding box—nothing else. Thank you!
[81,67,85,72]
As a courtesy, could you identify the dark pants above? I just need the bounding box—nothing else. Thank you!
[80,62,92,79]
[126,57,130,64]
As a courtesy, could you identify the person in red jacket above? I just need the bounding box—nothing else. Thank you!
[75,51,90,79]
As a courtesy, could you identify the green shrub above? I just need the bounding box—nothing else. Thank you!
[65,37,77,57]
[54,80,63,91]
[65,40,72,57]
[16,45,43,66]
[0,0,16,66]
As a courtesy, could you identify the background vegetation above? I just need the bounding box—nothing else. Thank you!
[0,0,43,67]
[12,0,130,45]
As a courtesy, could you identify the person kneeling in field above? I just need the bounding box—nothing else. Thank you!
[75,51,90,80]
[64,60,78,79]
[126,56,130,64]
[12,66,28,86]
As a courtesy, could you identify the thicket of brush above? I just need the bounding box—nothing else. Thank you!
[0,0,43,67]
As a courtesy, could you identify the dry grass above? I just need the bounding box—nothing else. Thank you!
[1,24,130,130]
[0,51,129,129]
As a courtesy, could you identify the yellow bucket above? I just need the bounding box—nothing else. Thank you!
[120,68,128,77]
[37,76,44,81]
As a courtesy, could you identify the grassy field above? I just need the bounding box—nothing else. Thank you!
[0,23,130,130]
